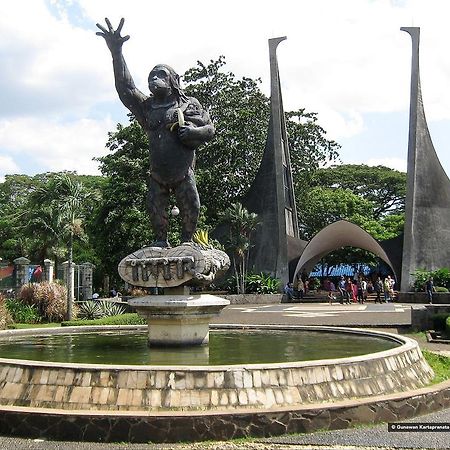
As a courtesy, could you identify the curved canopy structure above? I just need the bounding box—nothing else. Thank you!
[293,220,397,281]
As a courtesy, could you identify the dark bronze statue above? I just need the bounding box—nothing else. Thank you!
[96,18,214,248]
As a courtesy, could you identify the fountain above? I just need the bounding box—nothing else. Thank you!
[0,324,437,442]
[0,19,442,444]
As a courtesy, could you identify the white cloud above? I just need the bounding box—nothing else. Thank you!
[1,0,450,178]
[366,157,407,173]
[0,117,114,175]
[0,156,21,182]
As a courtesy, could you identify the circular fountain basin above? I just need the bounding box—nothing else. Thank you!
[0,327,399,366]
[0,324,438,443]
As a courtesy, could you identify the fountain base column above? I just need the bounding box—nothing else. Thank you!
[129,294,230,346]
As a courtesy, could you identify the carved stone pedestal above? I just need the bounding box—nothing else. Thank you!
[129,294,229,346]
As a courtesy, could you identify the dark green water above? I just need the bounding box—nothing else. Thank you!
[0,330,398,366]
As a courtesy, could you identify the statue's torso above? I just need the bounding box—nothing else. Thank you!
[143,98,204,185]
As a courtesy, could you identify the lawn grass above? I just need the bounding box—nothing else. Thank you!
[7,322,61,329]
[61,313,145,327]
[423,349,450,384]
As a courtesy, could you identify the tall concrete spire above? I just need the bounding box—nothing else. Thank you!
[243,37,305,283]
[400,27,450,290]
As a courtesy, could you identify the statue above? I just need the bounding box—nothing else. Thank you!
[96,18,215,248]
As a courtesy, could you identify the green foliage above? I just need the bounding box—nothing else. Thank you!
[308,277,321,290]
[422,350,450,384]
[246,272,281,294]
[18,282,67,322]
[447,316,450,337]
[5,298,41,324]
[93,119,157,280]
[77,301,102,320]
[435,286,449,293]
[412,268,450,292]
[0,172,102,266]
[297,164,407,270]
[77,300,127,320]
[98,300,126,317]
[220,202,260,294]
[431,314,450,331]
[61,313,145,327]
[309,164,406,218]
[299,186,374,240]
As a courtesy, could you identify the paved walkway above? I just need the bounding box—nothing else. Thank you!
[214,302,412,327]
[1,301,448,449]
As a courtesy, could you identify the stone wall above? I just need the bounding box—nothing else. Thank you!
[398,292,450,304]
[0,380,449,443]
[410,304,450,331]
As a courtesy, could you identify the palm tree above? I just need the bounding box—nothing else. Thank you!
[221,202,259,294]
[29,173,92,320]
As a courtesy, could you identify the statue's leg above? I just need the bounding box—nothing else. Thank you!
[174,169,200,243]
[147,177,171,247]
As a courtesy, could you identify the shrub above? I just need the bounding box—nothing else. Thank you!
[61,313,145,327]
[18,282,67,322]
[413,268,450,292]
[435,286,449,293]
[98,300,126,317]
[0,293,13,329]
[308,277,321,291]
[446,316,450,337]
[78,300,126,320]
[431,313,450,331]
[78,301,102,320]
[5,298,41,324]
[246,272,281,294]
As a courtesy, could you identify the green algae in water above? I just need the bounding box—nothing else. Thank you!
[0,329,398,366]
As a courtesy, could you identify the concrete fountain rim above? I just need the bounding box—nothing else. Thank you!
[0,324,414,371]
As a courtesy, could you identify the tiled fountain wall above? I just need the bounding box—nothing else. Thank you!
[0,326,434,411]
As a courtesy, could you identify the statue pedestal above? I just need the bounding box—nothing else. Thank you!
[129,294,230,347]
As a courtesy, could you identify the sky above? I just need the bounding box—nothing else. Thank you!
[1,0,450,182]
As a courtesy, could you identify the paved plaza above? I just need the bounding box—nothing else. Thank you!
[214,301,412,327]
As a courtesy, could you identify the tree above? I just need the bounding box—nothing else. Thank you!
[220,203,260,294]
[184,57,340,225]
[93,119,154,280]
[299,164,407,272]
[299,186,374,240]
[309,164,406,218]
[0,174,47,261]
[28,173,94,320]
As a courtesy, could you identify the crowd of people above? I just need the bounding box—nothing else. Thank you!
[333,274,395,305]
[284,272,397,305]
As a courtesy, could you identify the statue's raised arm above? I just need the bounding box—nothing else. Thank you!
[95,17,129,53]
[96,18,147,126]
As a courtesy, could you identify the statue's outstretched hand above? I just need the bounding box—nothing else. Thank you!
[96,18,130,52]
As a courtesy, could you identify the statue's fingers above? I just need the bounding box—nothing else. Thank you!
[105,17,113,32]
[122,35,130,42]
[96,23,108,34]
[117,18,125,34]
[95,31,106,38]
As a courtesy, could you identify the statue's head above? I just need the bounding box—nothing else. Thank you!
[148,64,187,101]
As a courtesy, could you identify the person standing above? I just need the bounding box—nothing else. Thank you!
[425,277,435,304]
[374,277,383,303]
[338,276,346,304]
[383,277,391,303]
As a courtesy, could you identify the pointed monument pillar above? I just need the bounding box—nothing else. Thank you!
[243,37,304,284]
[400,27,450,290]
